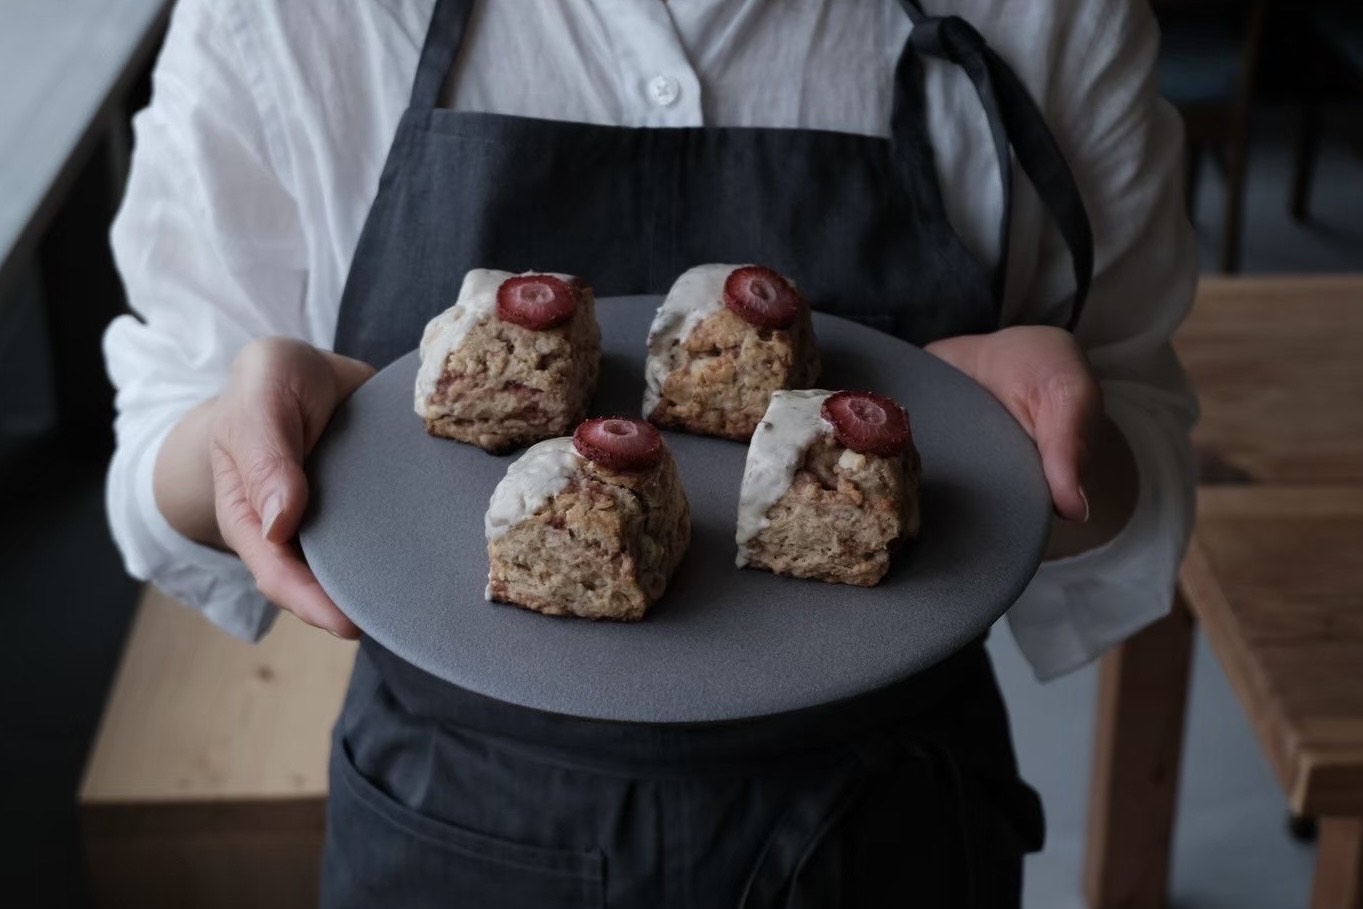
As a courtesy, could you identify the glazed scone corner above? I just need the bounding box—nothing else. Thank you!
[416,269,600,454]
[737,390,920,587]
[485,434,691,621]
[643,264,820,441]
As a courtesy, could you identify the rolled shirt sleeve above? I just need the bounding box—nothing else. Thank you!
[105,0,308,639]
[1003,0,1200,679]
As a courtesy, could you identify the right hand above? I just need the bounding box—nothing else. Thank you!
[209,338,374,637]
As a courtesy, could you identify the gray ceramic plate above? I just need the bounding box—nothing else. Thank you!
[301,296,1050,723]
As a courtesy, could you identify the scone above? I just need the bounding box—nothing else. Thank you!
[736,390,921,587]
[643,264,820,441]
[485,418,691,621]
[415,269,600,454]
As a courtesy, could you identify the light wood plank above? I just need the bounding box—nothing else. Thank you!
[1181,486,1363,817]
[1195,485,1363,519]
[1175,275,1363,484]
[80,586,356,804]
[1083,595,1196,909]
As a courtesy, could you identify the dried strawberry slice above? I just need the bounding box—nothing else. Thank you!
[573,418,663,472]
[722,266,801,330]
[496,275,577,330]
[821,391,911,457]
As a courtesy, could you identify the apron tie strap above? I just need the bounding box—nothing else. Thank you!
[909,14,988,62]
[899,4,1095,331]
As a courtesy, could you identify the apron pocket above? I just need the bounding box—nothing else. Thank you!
[322,741,605,909]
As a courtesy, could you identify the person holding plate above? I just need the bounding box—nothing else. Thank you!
[105,0,1196,904]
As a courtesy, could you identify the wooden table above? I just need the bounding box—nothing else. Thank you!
[79,587,356,909]
[1182,276,1363,485]
[1084,276,1363,909]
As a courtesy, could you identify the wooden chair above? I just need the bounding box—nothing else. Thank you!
[1154,0,1269,273]
[1083,276,1363,909]
[1291,0,1363,223]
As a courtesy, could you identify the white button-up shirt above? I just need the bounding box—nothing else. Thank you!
[105,0,1198,681]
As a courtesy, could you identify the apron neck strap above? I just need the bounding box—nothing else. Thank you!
[409,0,476,109]
[897,0,930,23]
[894,0,1094,331]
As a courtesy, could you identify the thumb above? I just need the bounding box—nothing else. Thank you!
[1033,373,1101,523]
[236,391,311,545]
[325,351,377,399]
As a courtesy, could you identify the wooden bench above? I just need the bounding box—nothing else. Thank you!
[79,587,355,909]
[1084,276,1363,909]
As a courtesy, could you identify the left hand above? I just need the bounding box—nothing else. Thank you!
[926,325,1102,523]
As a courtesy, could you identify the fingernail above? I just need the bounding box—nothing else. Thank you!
[1079,486,1091,524]
[260,492,283,539]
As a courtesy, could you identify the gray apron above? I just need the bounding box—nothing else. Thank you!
[324,1,1094,906]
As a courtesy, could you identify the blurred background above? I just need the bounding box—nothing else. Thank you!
[1,1,1360,907]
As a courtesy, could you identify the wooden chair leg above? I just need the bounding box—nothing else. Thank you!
[1185,143,1203,222]
[1219,128,1249,274]
[1083,593,1196,909]
[1312,818,1363,909]
[1291,81,1325,224]
[1217,0,1266,273]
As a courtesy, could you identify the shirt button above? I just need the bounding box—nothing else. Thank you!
[647,75,680,107]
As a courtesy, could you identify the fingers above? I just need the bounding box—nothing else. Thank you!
[926,326,1105,524]
[208,338,373,639]
[212,442,360,638]
[1033,371,1103,523]
[923,335,983,379]
[228,346,376,541]
[324,351,377,399]
[247,539,361,639]
[230,388,311,545]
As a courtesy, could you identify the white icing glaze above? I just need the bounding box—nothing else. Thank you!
[641,264,743,417]
[484,437,583,542]
[836,448,867,472]
[414,268,577,417]
[735,389,834,566]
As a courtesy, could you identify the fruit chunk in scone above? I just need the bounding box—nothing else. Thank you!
[414,269,600,454]
[485,418,691,621]
[736,389,921,587]
[643,264,820,442]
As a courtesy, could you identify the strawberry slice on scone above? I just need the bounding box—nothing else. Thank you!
[722,265,803,330]
[497,274,579,330]
[821,391,911,457]
[573,417,664,473]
